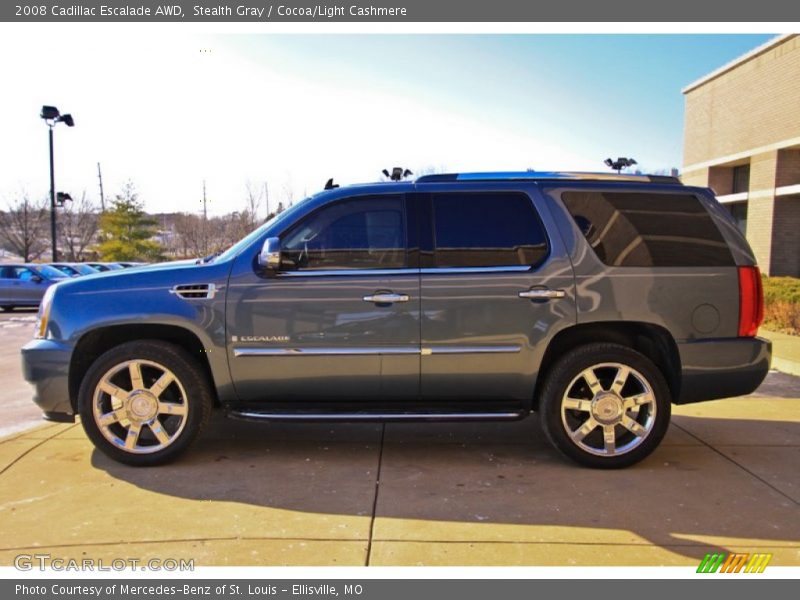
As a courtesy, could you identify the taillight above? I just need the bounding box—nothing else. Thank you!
[738,266,764,337]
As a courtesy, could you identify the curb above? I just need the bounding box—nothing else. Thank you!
[772,356,800,378]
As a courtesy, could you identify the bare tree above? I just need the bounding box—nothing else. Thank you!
[244,181,262,227]
[173,213,205,258]
[58,192,99,261]
[0,193,49,262]
[281,175,294,208]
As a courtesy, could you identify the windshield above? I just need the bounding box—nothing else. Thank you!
[76,264,99,275]
[53,265,78,275]
[34,265,69,279]
[212,198,313,264]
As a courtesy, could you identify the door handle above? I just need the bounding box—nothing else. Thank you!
[363,292,410,304]
[519,288,566,300]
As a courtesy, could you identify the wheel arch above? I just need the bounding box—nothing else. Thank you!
[69,324,219,412]
[533,321,681,410]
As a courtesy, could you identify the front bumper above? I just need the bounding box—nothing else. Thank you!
[21,338,75,421]
[676,336,771,404]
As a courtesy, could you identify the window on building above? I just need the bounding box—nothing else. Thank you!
[560,191,735,267]
[726,201,748,235]
[281,195,406,270]
[732,164,750,194]
[431,192,548,268]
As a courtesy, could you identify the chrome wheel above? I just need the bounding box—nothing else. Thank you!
[92,359,189,454]
[560,362,656,457]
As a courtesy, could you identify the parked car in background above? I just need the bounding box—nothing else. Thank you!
[49,263,101,277]
[87,262,125,272]
[0,264,67,311]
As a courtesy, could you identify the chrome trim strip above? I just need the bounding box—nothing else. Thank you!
[233,345,522,357]
[273,266,532,277]
[423,345,522,355]
[233,346,420,357]
[229,410,525,422]
[277,268,419,277]
[420,266,530,274]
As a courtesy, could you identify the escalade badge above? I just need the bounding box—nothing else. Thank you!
[232,335,290,343]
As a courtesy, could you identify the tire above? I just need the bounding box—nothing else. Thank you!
[78,340,213,466]
[539,343,671,469]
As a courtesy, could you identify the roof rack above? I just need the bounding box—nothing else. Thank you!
[415,171,681,184]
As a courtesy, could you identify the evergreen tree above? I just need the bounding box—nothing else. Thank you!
[97,183,163,261]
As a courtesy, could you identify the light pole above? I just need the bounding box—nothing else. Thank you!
[40,105,74,261]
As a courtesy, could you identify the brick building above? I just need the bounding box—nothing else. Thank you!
[682,34,800,276]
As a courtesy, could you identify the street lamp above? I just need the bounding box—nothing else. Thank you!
[40,105,75,261]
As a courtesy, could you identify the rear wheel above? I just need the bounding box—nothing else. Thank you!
[540,343,671,468]
[78,340,212,466]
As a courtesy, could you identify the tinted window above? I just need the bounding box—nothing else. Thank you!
[33,265,67,279]
[431,192,548,268]
[281,195,406,270]
[561,191,734,267]
[14,268,35,281]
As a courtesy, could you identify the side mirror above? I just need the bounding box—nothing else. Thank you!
[31,275,43,283]
[258,237,282,272]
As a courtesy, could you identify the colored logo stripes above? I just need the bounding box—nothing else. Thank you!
[697,552,772,573]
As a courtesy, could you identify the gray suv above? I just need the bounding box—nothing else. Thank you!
[21,171,771,468]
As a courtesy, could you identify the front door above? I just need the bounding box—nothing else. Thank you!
[416,184,576,402]
[13,267,44,305]
[226,193,420,402]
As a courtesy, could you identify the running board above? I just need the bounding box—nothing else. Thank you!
[227,410,528,423]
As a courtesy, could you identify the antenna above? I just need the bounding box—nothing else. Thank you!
[324,178,339,190]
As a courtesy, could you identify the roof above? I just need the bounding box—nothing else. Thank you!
[416,171,681,184]
[683,34,795,94]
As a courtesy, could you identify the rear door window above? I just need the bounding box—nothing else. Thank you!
[560,191,734,267]
[431,192,548,268]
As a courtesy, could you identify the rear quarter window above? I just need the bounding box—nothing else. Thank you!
[560,191,734,267]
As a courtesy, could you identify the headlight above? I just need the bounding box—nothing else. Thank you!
[35,284,57,339]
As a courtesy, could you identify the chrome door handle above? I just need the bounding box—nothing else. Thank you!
[519,288,566,300]
[363,293,410,304]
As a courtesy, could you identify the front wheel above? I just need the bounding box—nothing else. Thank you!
[539,343,671,469]
[78,340,213,466]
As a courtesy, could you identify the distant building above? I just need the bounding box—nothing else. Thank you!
[682,34,800,276]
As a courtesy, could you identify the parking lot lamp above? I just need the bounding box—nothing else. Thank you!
[40,105,75,261]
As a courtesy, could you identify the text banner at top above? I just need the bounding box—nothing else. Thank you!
[3,0,800,22]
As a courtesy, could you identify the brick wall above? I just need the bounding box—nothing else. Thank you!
[683,35,800,168]
[745,151,779,272]
[776,149,800,187]
[771,196,800,276]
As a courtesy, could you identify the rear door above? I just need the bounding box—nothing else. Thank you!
[416,184,576,403]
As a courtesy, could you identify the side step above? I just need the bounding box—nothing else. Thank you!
[227,409,528,423]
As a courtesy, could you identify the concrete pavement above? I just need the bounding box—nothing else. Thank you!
[0,382,798,566]
[762,329,800,377]
[0,310,797,567]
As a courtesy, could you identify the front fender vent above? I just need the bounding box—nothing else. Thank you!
[170,283,219,300]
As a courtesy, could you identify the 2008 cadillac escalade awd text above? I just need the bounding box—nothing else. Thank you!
[21,171,771,468]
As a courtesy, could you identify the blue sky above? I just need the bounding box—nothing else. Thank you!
[0,33,774,215]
